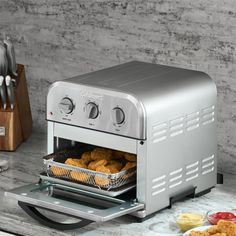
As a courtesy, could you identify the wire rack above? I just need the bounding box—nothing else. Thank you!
[43,149,136,190]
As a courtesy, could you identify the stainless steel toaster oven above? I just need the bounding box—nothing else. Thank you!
[5,61,217,230]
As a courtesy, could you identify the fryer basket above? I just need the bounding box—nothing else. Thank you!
[43,149,136,190]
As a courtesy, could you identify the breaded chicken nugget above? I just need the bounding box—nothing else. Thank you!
[50,166,70,176]
[121,162,136,171]
[107,160,123,171]
[88,159,108,171]
[212,234,226,236]
[121,162,136,179]
[81,152,92,165]
[94,165,111,187]
[65,158,87,169]
[217,220,236,236]
[91,148,112,161]
[70,171,89,183]
[206,225,220,234]
[189,231,209,236]
[106,164,119,174]
[124,153,137,162]
[113,150,125,159]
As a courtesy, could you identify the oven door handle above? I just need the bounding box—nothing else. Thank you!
[18,201,93,230]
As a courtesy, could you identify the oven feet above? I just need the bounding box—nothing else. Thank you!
[135,213,157,223]
[133,185,217,223]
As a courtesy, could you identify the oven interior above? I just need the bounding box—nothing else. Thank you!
[40,136,138,211]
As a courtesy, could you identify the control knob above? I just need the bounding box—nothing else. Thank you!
[112,107,125,125]
[59,97,74,114]
[86,102,99,119]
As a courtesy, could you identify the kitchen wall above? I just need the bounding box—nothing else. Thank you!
[0,0,236,174]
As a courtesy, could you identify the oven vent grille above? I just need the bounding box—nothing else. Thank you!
[186,161,199,182]
[152,123,168,143]
[151,174,166,196]
[152,106,215,144]
[186,112,200,131]
[170,117,184,137]
[151,155,215,197]
[202,154,215,175]
[202,106,215,125]
[168,168,183,189]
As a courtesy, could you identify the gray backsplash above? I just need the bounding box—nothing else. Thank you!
[0,1,235,174]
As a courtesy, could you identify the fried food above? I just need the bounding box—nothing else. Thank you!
[124,153,137,162]
[65,158,78,166]
[206,226,221,234]
[81,151,92,165]
[190,232,226,236]
[65,158,87,169]
[189,220,236,236]
[217,220,236,236]
[94,165,111,187]
[107,160,123,171]
[50,147,137,188]
[113,150,125,159]
[105,160,123,173]
[189,232,209,236]
[121,162,136,179]
[95,165,111,173]
[88,159,108,171]
[211,234,226,236]
[70,171,89,183]
[91,148,112,161]
[121,162,136,171]
[106,164,119,173]
[50,166,70,176]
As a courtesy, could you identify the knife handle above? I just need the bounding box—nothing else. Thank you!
[0,76,7,109]
[0,44,8,77]
[6,75,14,110]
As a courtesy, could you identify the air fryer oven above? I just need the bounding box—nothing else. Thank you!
[5,61,217,229]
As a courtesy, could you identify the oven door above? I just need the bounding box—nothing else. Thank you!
[5,122,145,229]
[5,181,144,230]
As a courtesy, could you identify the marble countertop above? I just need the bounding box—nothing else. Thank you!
[0,132,236,236]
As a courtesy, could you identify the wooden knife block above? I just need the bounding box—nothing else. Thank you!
[0,64,32,151]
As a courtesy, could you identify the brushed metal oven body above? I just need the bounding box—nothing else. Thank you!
[6,61,217,227]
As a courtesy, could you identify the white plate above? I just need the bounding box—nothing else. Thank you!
[183,226,211,236]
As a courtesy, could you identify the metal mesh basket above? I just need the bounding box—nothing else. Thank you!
[43,149,136,190]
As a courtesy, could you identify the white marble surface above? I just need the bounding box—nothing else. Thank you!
[0,133,236,236]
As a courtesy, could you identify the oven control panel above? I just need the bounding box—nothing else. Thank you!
[47,81,145,140]
[59,97,74,114]
[86,102,99,119]
[111,107,125,125]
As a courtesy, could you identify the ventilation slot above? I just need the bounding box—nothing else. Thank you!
[186,161,199,182]
[202,155,215,175]
[151,106,214,144]
[202,106,215,125]
[152,175,166,196]
[186,112,200,131]
[170,117,184,137]
[152,122,168,143]
[169,168,183,189]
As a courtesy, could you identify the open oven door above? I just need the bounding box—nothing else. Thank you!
[5,181,144,230]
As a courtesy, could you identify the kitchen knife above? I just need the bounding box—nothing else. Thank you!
[5,75,14,110]
[0,42,8,77]
[0,76,7,109]
[4,38,17,76]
